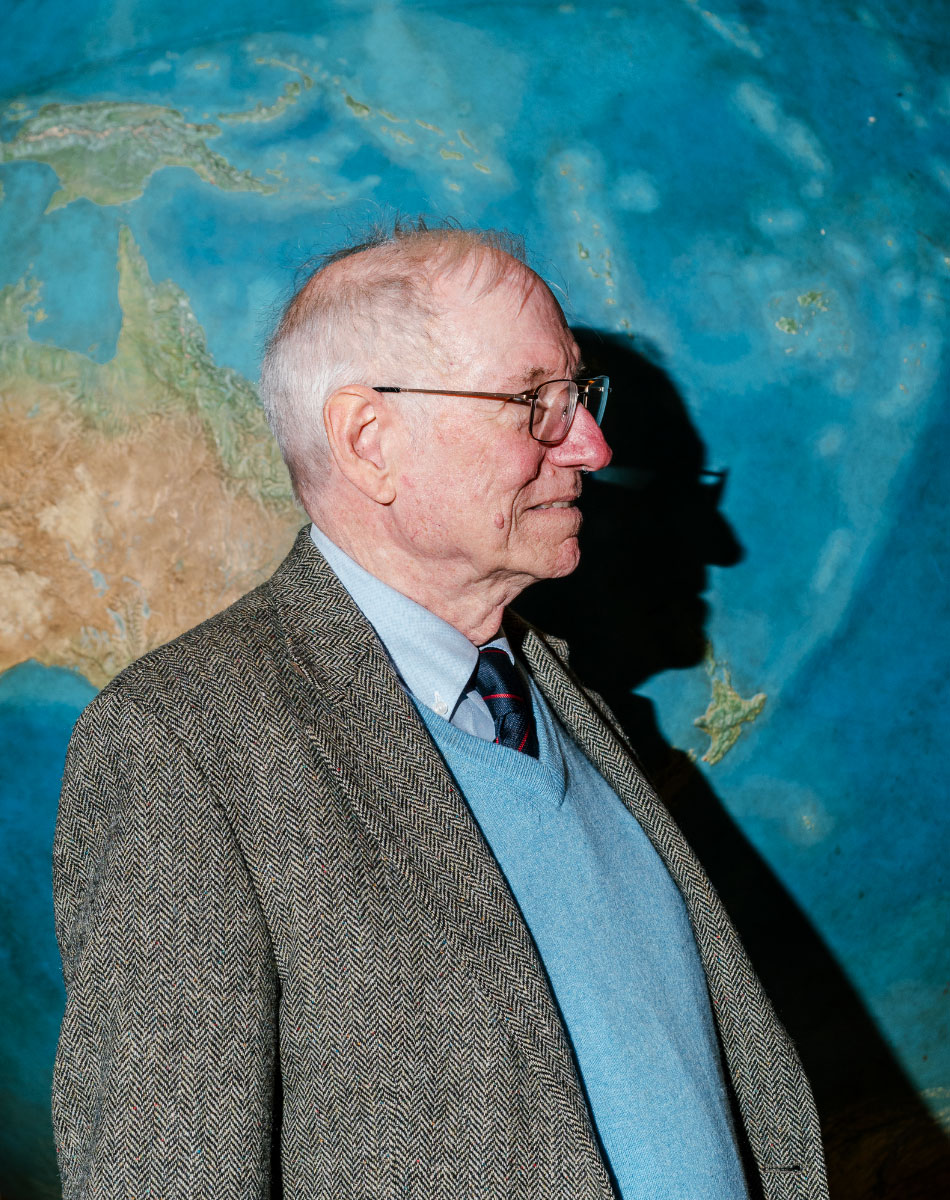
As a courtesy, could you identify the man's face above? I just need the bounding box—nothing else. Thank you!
[384,259,612,595]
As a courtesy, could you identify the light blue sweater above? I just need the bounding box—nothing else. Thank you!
[417,682,750,1200]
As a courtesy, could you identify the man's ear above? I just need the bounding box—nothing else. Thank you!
[323,385,398,505]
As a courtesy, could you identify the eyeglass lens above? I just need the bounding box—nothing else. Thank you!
[531,377,609,444]
[532,380,576,443]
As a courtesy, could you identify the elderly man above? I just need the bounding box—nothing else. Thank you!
[53,222,826,1199]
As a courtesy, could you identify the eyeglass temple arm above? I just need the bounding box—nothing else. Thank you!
[372,386,534,407]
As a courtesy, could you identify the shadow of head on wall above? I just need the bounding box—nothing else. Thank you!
[523,328,741,693]
[517,328,950,1200]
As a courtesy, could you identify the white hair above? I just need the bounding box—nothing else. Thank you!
[259,219,531,503]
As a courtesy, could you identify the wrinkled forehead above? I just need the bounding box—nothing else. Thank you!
[429,251,575,381]
[430,248,561,318]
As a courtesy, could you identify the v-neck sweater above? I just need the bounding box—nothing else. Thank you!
[416,680,749,1200]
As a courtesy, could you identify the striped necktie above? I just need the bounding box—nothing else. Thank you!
[475,647,539,757]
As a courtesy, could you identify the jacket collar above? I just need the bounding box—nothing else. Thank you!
[265,526,387,708]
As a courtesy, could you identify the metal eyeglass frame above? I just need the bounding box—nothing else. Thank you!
[372,375,610,446]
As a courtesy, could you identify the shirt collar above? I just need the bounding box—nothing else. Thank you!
[310,524,511,719]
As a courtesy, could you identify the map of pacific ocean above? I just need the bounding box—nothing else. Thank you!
[1,2,948,1196]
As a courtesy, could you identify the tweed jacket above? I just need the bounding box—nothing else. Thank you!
[53,527,827,1200]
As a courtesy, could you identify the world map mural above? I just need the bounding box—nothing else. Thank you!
[1,1,948,1195]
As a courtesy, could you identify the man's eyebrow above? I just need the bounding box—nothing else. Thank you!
[519,359,586,387]
[520,365,550,387]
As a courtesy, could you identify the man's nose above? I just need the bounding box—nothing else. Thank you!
[548,402,613,472]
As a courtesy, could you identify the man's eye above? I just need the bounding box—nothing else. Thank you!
[537,382,571,410]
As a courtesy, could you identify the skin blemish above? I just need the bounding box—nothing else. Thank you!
[493,512,505,529]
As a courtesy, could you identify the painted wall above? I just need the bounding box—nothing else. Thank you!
[1,1,947,1195]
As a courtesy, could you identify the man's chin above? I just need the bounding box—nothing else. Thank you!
[536,536,582,582]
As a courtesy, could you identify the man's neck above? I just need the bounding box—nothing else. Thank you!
[310,517,526,646]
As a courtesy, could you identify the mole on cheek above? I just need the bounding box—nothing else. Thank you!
[493,512,505,529]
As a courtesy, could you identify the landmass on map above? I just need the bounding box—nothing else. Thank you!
[774,288,832,336]
[694,647,767,764]
[219,75,313,124]
[0,101,276,209]
[0,227,301,688]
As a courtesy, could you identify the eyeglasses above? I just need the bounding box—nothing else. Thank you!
[372,375,609,446]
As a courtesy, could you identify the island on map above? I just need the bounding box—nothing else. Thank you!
[0,101,276,209]
[694,648,767,765]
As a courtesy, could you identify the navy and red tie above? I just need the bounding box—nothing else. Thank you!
[475,647,539,757]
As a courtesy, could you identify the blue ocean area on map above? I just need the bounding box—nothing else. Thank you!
[0,663,95,1189]
[0,165,123,362]
[1,0,948,1195]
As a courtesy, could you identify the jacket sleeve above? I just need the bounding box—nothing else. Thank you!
[52,689,279,1199]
